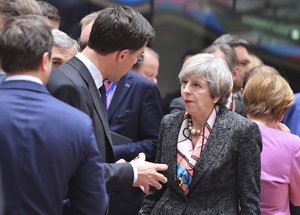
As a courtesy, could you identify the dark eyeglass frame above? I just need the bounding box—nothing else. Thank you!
[136,53,144,64]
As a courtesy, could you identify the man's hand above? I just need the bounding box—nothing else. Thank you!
[131,153,168,193]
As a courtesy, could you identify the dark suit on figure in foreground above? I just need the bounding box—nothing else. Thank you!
[107,71,163,215]
[0,15,107,215]
[46,6,168,196]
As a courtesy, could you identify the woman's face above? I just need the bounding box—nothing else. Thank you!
[181,76,217,118]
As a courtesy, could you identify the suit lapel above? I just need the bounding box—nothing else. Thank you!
[188,107,232,192]
[164,112,188,196]
[107,74,132,121]
[65,57,113,145]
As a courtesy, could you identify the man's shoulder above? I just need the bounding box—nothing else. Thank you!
[49,95,92,127]
[127,71,156,87]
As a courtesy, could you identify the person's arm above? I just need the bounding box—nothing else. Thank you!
[237,121,261,215]
[290,138,300,206]
[64,124,108,215]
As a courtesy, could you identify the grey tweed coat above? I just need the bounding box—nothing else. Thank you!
[139,107,262,215]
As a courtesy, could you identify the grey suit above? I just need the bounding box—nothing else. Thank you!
[139,107,262,215]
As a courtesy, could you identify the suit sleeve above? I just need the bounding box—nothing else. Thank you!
[102,162,134,193]
[289,138,300,206]
[64,122,108,215]
[113,84,163,162]
[139,117,168,215]
[237,121,262,215]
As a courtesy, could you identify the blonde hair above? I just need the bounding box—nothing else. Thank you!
[244,72,294,121]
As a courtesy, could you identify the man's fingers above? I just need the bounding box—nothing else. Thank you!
[147,177,163,190]
[137,153,146,161]
[151,171,168,184]
[140,184,149,193]
[152,163,168,172]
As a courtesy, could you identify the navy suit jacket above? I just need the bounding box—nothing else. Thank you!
[283,92,300,136]
[0,80,108,215]
[107,72,163,215]
[0,74,5,84]
[46,59,134,193]
[109,71,163,162]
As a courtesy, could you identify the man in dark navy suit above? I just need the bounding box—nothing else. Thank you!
[105,71,163,215]
[0,15,108,215]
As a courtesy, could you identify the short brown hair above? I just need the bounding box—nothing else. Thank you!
[243,72,294,121]
[89,6,154,55]
[0,15,53,73]
[0,0,42,20]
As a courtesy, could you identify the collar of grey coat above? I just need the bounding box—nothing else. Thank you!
[163,106,233,196]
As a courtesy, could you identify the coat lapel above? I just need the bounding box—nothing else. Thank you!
[107,74,132,121]
[66,57,113,145]
[188,107,232,192]
[163,112,188,196]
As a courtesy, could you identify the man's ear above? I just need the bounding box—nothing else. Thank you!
[231,67,238,82]
[40,52,51,72]
[116,49,129,63]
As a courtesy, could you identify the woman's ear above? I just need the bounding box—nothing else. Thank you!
[213,96,221,104]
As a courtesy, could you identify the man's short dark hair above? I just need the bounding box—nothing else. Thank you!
[37,1,60,23]
[0,15,53,73]
[88,6,155,55]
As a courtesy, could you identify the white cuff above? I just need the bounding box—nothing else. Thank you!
[130,162,138,185]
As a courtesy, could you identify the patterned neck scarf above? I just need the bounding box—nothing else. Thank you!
[176,106,219,194]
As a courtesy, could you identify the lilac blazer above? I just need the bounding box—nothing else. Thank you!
[259,124,300,215]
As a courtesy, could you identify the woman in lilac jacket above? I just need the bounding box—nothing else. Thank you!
[244,71,300,215]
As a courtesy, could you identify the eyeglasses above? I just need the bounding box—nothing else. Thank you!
[136,53,144,64]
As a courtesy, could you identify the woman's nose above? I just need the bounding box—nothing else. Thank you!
[182,83,190,94]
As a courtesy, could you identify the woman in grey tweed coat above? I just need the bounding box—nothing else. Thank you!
[139,54,262,215]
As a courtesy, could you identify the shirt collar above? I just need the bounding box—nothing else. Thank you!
[206,105,219,129]
[76,52,103,88]
[5,75,43,85]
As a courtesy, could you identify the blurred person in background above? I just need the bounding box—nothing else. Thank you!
[213,34,251,101]
[37,0,60,29]
[51,29,79,67]
[244,71,300,215]
[135,47,160,84]
[0,0,42,28]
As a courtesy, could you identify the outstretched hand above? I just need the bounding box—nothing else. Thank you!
[131,153,168,193]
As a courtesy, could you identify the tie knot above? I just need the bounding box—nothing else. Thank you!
[105,80,112,91]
